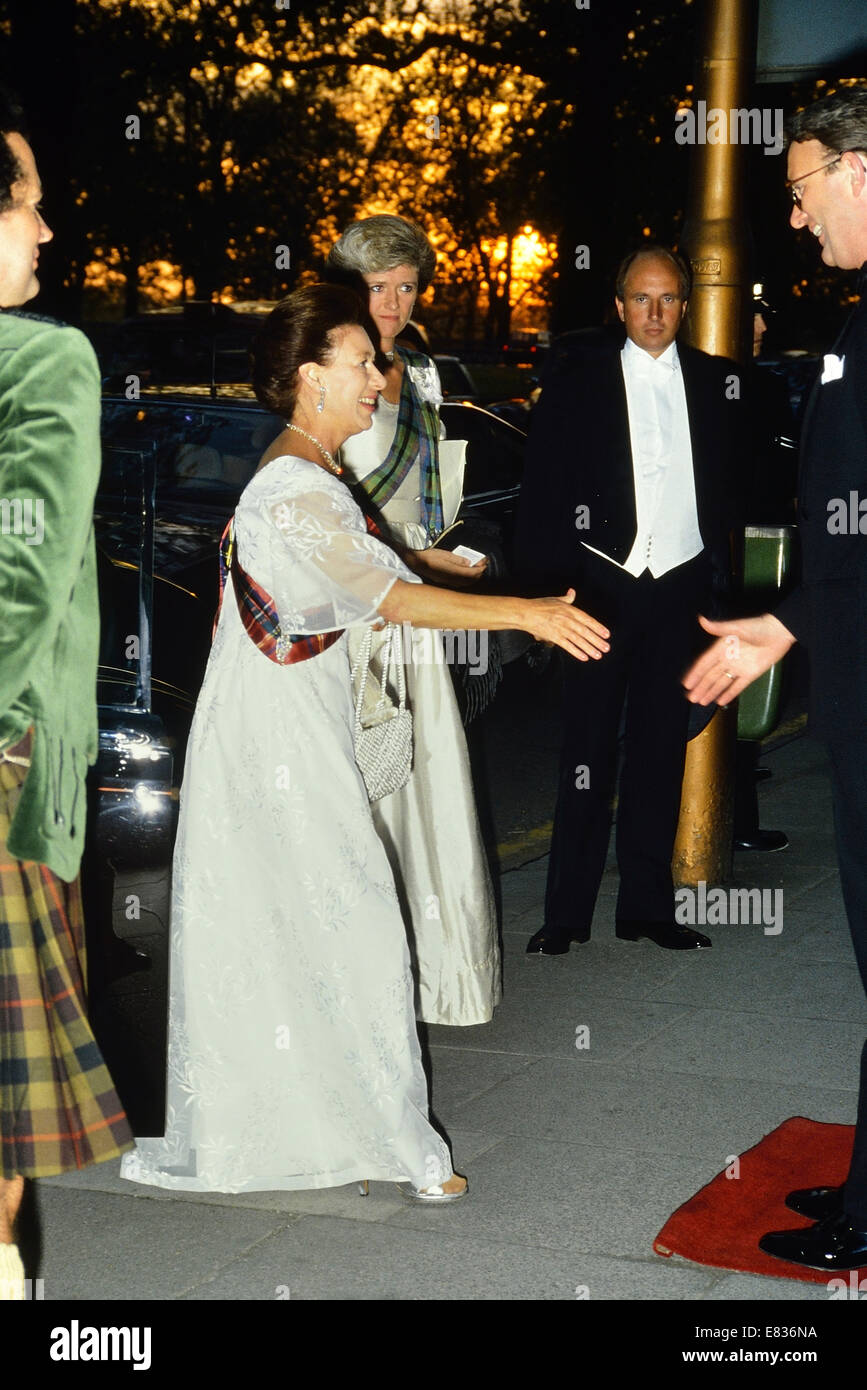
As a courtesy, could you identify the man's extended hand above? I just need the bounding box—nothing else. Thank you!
[682,614,796,707]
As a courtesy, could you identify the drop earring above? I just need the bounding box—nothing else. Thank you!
[317,383,326,414]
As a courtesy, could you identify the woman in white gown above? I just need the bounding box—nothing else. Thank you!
[120,286,610,1198]
[327,215,500,1027]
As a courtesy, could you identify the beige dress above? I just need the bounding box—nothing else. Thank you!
[340,388,501,1026]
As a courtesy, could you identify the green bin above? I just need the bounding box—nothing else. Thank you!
[736,524,795,742]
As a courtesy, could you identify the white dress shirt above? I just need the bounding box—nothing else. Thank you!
[582,337,704,578]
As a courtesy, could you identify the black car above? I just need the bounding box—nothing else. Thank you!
[94,388,525,727]
[85,387,526,1132]
[93,301,275,391]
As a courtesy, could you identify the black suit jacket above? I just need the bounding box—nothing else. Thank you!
[514,338,743,601]
[776,264,867,739]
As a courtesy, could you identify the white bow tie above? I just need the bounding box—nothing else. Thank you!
[632,353,675,379]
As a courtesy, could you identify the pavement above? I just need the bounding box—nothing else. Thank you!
[31,727,867,1303]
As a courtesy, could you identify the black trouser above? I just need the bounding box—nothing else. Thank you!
[544,551,710,935]
[826,738,867,1224]
[734,740,761,836]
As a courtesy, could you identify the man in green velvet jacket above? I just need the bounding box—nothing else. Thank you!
[0,128,101,881]
[0,308,101,881]
[0,92,131,1298]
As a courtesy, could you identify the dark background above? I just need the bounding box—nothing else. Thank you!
[1,0,864,351]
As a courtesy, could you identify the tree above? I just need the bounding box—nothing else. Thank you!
[6,1,848,341]
[2,0,84,320]
[268,0,702,331]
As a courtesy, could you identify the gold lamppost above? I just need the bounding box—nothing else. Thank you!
[673,0,758,884]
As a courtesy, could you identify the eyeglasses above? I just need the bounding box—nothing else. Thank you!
[785,154,843,208]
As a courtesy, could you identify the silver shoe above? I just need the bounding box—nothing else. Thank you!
[397,1176,468,1204]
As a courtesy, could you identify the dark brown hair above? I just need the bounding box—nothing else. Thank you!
[0,86,28,213]
[251,284,368,417]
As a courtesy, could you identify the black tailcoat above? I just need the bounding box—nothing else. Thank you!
[777,266,867,740]
[512,335,743,936]
[776,265,867,1223]
[514,338,742,599]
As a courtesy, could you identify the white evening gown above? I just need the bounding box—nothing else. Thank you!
[120,456,453,1194]
[340,387,501,1027]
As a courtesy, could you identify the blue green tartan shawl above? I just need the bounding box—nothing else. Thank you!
[358,346,443,542]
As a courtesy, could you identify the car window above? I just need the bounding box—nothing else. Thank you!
[441,404,524,494]
[435,360,475,397]
[102,319,262,387]
[95,446,155,710]
[101,399,283,500]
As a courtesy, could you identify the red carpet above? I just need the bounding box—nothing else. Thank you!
[654,1117,866,1284]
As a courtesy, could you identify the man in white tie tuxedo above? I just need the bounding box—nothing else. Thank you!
[515,246,742,954]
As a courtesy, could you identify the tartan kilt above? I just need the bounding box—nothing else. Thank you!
[0,754,133,1179]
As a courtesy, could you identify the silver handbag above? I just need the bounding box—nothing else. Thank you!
[350,623,413,801]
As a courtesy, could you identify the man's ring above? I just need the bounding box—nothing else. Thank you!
[724,671,735,681]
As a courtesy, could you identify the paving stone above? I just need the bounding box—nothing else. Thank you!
[383,1132,712,1259]
[35,1188,291,1300]
[700,1271,838,1301]
[182,1216,719,1301]
[630,1010,865,1089]
[446,1059,858,1162]
[27,730,866,1306]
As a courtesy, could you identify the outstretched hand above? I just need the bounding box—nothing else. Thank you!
[528,589,611,662]
[682,614,796,707]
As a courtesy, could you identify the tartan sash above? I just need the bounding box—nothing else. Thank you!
[356,346,443,542]
[215,509,385,666]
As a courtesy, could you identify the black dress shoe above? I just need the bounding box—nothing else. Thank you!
[759,1211,867,1271]
[785,1184,845,1221]
[733,829,788,852]
[525,927,590,955]
[615,920,712,950]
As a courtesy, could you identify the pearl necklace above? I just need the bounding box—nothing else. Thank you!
[284,423,342,476]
